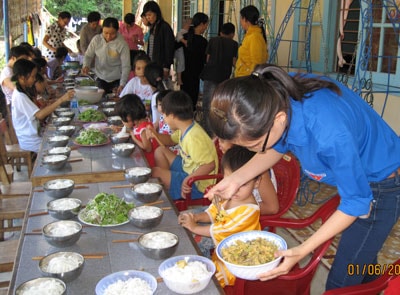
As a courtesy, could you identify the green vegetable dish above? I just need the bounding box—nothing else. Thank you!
[75,128,108,145]
[79,192,135,225]
[77,109,106,122]
[78,99,91,106]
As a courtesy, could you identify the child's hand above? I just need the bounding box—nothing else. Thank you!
[181,176,192,198]
[178,212,196,230]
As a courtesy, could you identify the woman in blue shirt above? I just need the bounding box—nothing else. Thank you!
[205,64,400,290]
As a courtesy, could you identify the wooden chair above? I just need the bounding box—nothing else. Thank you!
[0,156,32,198]
[0,118,33,178]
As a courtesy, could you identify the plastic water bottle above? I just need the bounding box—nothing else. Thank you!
[70,97,79,118]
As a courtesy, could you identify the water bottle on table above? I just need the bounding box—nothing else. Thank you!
[70,97,79,118]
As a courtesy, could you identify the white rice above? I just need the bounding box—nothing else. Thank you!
[162,260,210,285]
[48,199,79,210]
[48,147,70,154]
[140,231,177,249]
[18,279,65,295]
[45,254,81,273]
[49,136,69,141]
[103,277,152,295]
[109,116,122,121]
[46,223,79,237]
[114,143,135,150]
[134,183,160,194]
[131,207,161,219]
[59,112,74,117]
[43,155,67,163]
[127,167,150,176]
[54,117,70,122]
[58,126,75,130]
[47,179,73,189]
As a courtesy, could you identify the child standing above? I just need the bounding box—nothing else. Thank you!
[115,94,158,167]
[178,145,261,287]
[47,46,69,80]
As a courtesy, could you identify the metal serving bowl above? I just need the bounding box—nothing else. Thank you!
[48,135,70,148]
[110,133,130,144]
[54,107,71,117]
[43,179,75,199]
[124,167,151,184]
[42,220,82,248]
[53,117,72,127]
[128,206,163,229]
[15,277,66,295]
[107,116,123,126]
[138,231,179,260]
[39,251,84,282]
[57,111,75,119]
[111,143,135,157]
[131,183,163,203]
[55,125,76,137]
[47,198,82,220]
[102,107,116,117]
[42,155,68,171]
[47,146,71,158]
[102,101,116,108]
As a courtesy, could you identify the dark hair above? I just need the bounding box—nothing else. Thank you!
[144,62,166,92]
[186,12,208,48]
[124,13,135,25]
[209,64,341,141]
[220,22,235,36]
[32,57,47,71]
[10,46,30,59]
[221,145,255,173]
[87,11,101,23]
[35,73,45,83]
[11,59,36,82]
[142,1,163,34]
[115,94,147,122]
[58,11,71,20]
[102,17,119,31]
[0,88,7,119]
[133,51,150,67]
[55,46,68,59]
[240,5,266,41]
[161,91,193,120]
[156,89,172,104]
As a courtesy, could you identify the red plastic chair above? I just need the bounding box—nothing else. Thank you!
[224,195,341,295]
[259,153,301,232]
[322,258,400,295]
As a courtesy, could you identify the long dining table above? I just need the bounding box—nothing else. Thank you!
[8,179,224,294]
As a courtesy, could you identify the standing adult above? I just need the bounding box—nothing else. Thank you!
[79,11,102,54]
[205,64,400,290]
[120,13,144,67]
[180,12,209,111]
[234,5,268,77]
[142,1,175,82]
[42,11,73,60]
[82,17,130,95]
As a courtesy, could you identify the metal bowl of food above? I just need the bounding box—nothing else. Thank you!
[55,125,76,137]
[57,111,75,119]
[138,231,179,260]
[102,107,116,117]
[54,107,71,117]
[124,167,151,184]
[15,277,66,295]
[110,133,130,144]
[107,116,123,126]
[39,251,84,282]
[42,155,68,171]
[102,101,116,108]
[131,183,163,203]
[47,146,71,158]
[48,135,70,148]
[47,198,82,220]
[43,179,75,199]
[53,117,72,127]
[111,143,135,157]
[42,220,82,248]
[128,206,163,229]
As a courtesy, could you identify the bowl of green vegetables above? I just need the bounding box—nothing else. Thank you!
[74,128,109,146]
[77,109,107,123]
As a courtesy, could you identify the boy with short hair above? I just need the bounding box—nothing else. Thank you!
[151,90,219,200]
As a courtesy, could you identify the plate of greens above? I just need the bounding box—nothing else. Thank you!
[74,128,110,146]
[78,192,135,227]
[77,109,107,122]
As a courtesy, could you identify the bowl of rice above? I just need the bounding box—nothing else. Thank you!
[47,198,82,220]
[128,206,163,228]
[43,179,75,199]
[55,125,76,137]
[138,231,179,260]
[42,155,68,171]
[215,230,287,280]
[15,277,66,295]
[42,220,82,248]
[48,135,70,148]
[124,167,151,184]
[111,143,135,157]
[107,116,123,126]
[54,107,71,117]
[95,270,157,295]
[102,107,116,117]
[39,251,84,282]
[131,183,163,203]
[158,255,215,294]
[47,146,72,157]
[53,117,73,127]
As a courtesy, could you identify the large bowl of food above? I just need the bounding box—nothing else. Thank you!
[53,117,72,127]
[48,135,70,148]
[158,255,215,294]
[137,231,178,260]
[74,128,109,146]
[43,179,75,199]
[47,146,71,158]
[15,277,66,295]
[131,183,163,203]
[42,220,82,248]
[42,155,68,171]
[55,125,76,137]
[111,143,135,157]
[47,198,82,220]
[128,206,163,229]
[95,270,157,295]
[124,167,151,184]
[77,109,107,122]
[110,133,130,144]
[39,251,84,282]
[75,86,104,104]
[216,230,287,280]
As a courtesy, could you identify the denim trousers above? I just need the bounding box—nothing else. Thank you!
[326,172,400,290]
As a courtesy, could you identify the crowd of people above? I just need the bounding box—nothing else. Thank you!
[1,1,399,293]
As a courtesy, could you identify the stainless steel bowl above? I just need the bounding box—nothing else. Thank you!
[131,183,163,203]
[110,134,130,144]
[128,206,163,228]
[53,117,72,127]
[57,111,75,119]
[47,146,72,158]
[55,125,76,137]
[48,135,70,147]
[54,107,71,117]
[39,251,84,282]
[102,101,116,108]
[15,277,66,295]
[43,179,75,198]
[138,231,179,260]
[47,198,82,220]
[102,107,116,117]
[42,220,82,247]
[111,143,135,157]
[107,116,123,126]
[124,167,151,184]
[42,155,68,171]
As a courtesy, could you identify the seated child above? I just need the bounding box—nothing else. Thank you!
[178,145,261,287]
[150,90,218,200]
[47,46,68,80]
[115,94,159,167]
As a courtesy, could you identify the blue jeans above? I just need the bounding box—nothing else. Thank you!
[326,171,400,290]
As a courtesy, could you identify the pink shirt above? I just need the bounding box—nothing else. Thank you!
[119,23,144,50]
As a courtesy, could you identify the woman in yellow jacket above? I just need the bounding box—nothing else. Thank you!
[235,5,268,77]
